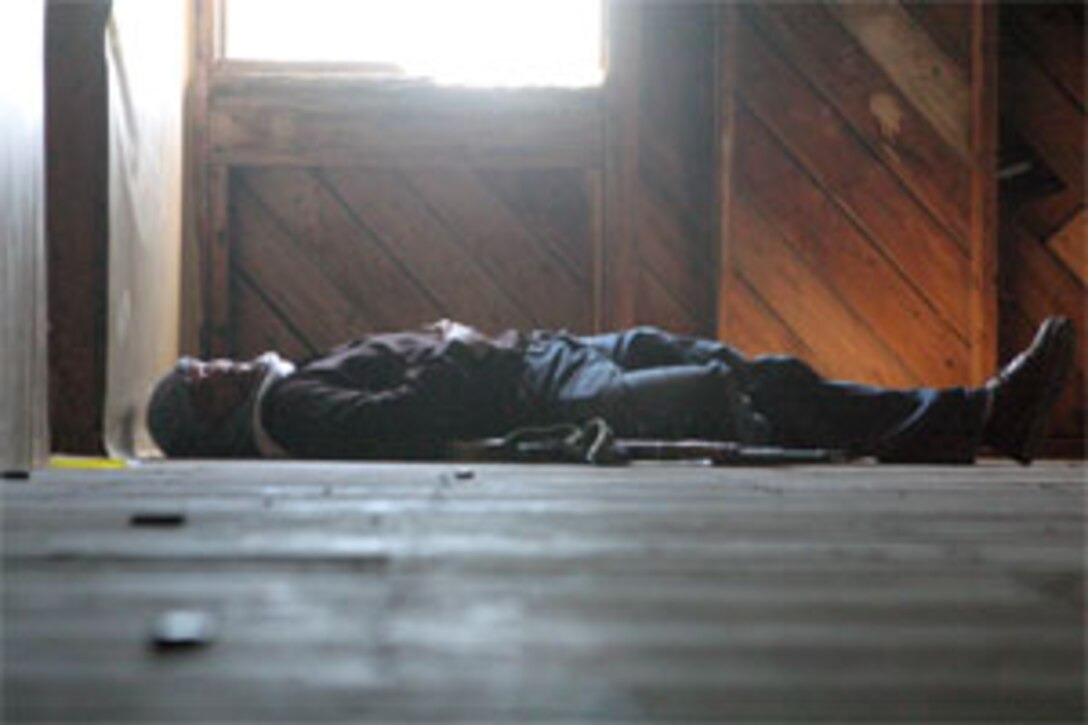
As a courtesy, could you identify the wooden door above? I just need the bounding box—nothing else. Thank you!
[718,2,995,389]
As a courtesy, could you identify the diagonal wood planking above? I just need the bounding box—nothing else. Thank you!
[1002,28,1085,242]
[238,167,444,335]
[477,168,594,292]
[637,168,715,325]
[731,196,914,388]
[720,272,820,366]
[1004,3,1085,111]
[1048,211,1087,288]
[901,3,971,65]
[1002,50,1084,212]
[739,20,970,337]
[637,168,713,335]
[828,2,971,159]
[722,1,981,394]
[232,270,316,362]
[312,170,448,329]
[747,3,971,243]
[402,167,588,331]
[232,174,378,353]
[315,168,537,334]
[735,105,967,386]
[232,165,598,350]
[1004,223,1084,380]
[635,266,704,339]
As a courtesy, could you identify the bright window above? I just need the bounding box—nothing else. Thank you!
[223,0,604,88]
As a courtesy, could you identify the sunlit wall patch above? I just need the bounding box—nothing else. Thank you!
[223,0,604,88]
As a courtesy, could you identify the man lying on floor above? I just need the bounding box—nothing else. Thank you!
[147,317,1074,465]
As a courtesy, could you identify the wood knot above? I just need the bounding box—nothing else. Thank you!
[868,92,902,143]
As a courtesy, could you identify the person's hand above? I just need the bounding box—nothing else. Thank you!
[432,319,491,359]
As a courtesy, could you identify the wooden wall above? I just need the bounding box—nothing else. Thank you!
[999,3,1085,454]
[717,2,993,389]
[193,1,718,359]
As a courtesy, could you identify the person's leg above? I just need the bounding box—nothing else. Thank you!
[518,334,760,440]
[741,355,988,462]
[579,327,748,371]
[526,318,1072,463]
[743,316,1076,463]
[572,329,977,454]
[601,364,764,440]
[516,333,625,426]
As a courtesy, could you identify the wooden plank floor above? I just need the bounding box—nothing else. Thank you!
[3,460,1085,722]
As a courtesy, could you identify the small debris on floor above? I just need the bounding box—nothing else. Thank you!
[453,468,476,480]
[129,512,186,527]
[48,456,127,470]
[150,610,217,651]
[2,470,30,480]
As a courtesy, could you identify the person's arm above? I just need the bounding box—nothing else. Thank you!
[429,319,495,359]
[261,363,463,460]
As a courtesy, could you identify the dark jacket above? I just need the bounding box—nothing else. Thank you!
[261,325,525,459]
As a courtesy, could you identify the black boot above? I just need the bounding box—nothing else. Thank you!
[983,317,1075,464]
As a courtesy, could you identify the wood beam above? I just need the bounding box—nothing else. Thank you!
[601,0,641,331]
[968,0,999,384]
[714,3,740,342]
[45,0,112,454]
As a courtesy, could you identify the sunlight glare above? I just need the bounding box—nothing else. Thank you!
[225,0,603,87]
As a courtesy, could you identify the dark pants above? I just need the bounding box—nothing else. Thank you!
[517,327,988,463]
